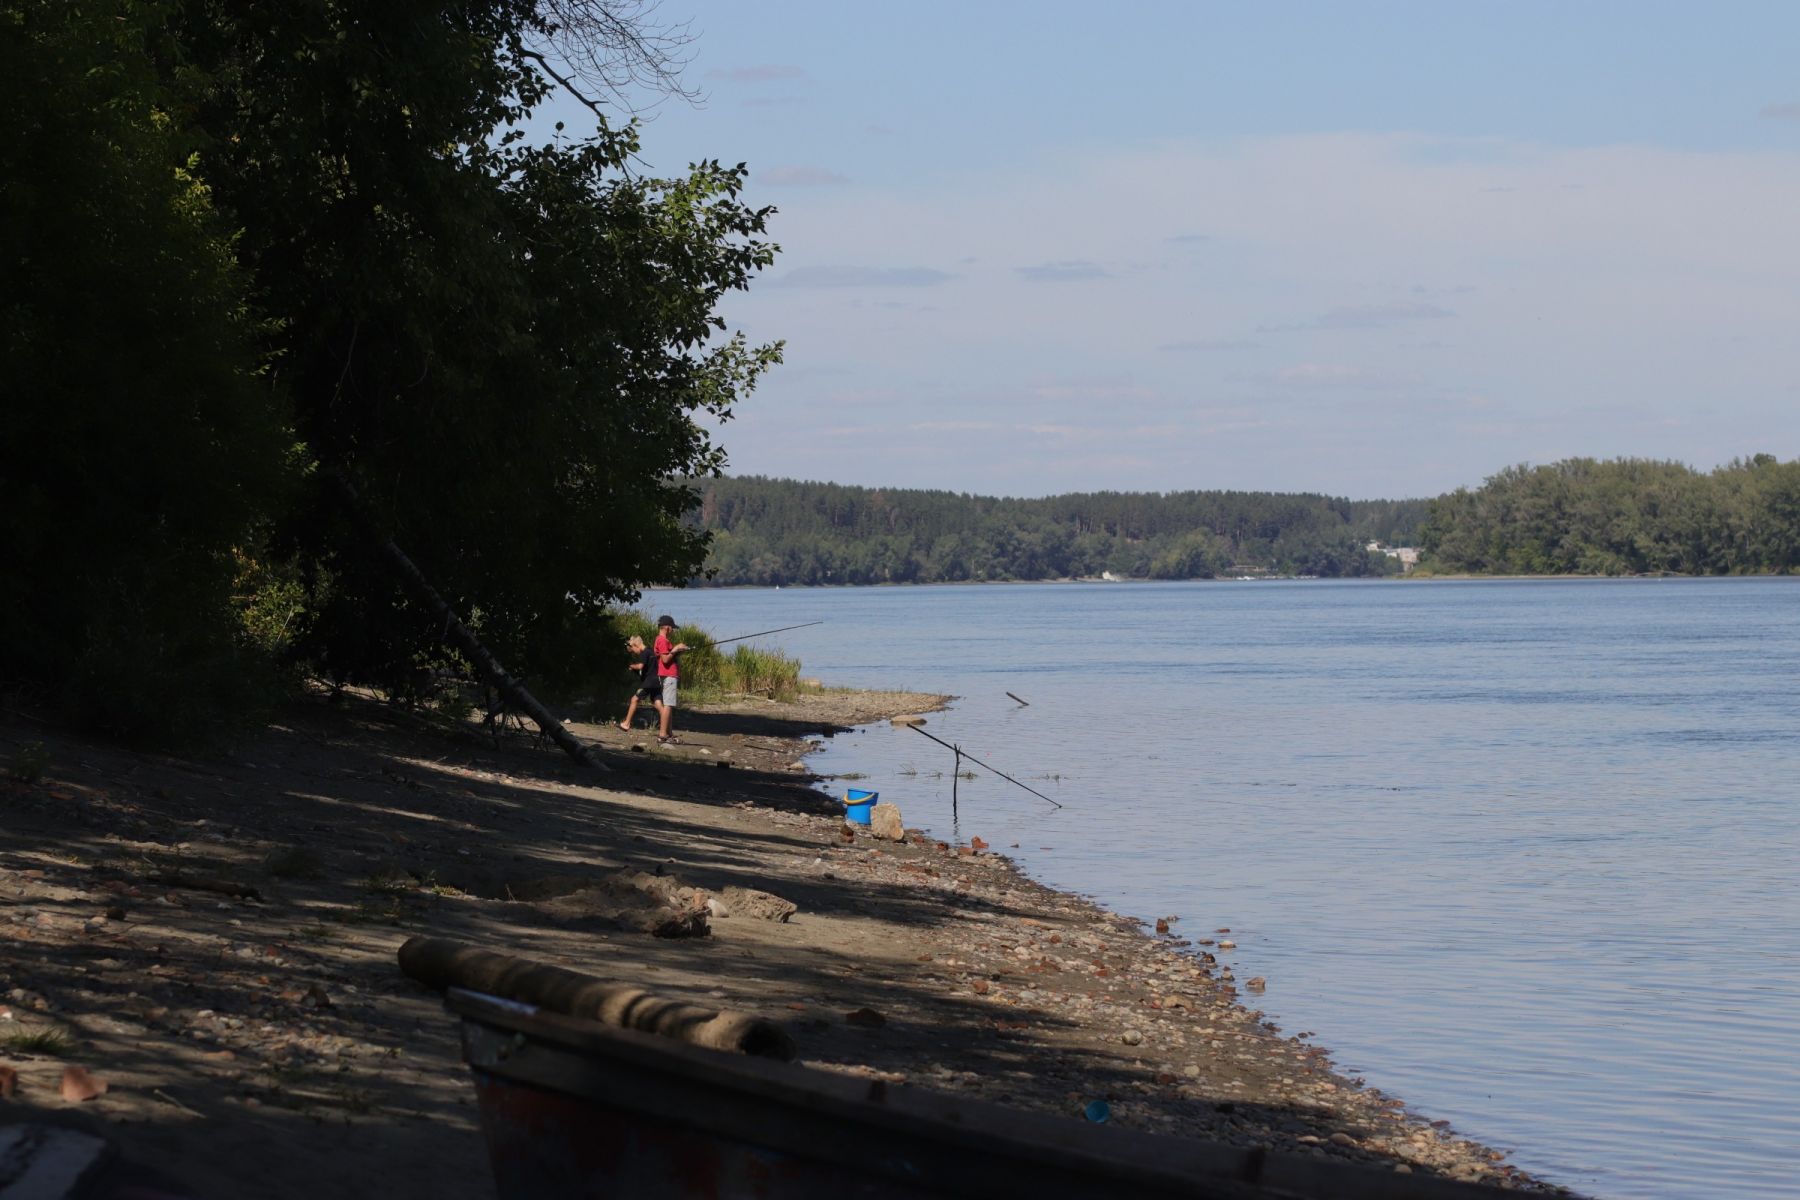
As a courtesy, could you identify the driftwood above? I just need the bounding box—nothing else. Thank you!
[330,471,603,772]
[398,936,794,1060]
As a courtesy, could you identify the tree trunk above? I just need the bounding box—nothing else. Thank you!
[332,471,605,772]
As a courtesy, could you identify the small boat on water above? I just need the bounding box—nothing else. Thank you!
[440,984,1517,1199]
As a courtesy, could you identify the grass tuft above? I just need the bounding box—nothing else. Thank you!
[359,864,415,896]
[2,1028,75,1056]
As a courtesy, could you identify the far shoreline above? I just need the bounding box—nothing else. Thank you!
[672,570,1796,590]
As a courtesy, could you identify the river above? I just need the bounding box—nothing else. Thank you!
[644,577,1800,1199]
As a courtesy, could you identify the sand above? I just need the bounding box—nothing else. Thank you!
[0,687,1561,1196]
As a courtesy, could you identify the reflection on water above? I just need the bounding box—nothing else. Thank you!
[647,578,1800,1200]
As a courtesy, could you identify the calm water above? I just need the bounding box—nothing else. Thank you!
[645,578,1800,1199]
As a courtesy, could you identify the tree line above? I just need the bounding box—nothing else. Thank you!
[688,478,1430,585]
[689,455,1800,587]
[1420,455,1800,575]
[2,1,778,742]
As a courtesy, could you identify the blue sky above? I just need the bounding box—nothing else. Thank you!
[543,1,1800,499]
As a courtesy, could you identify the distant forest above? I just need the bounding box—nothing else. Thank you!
[688,477,1429,585]
[687,454,1800,586]
[1420,455,1800,575]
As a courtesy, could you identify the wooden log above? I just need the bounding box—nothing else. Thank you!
[398,937,794,1060]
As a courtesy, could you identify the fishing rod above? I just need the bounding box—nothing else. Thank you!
[907,723,1063,810]
[709,620,824,648]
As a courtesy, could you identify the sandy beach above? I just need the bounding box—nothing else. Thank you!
[0,688,1560,1197]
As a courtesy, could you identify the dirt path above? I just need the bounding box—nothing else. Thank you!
[0,690,1560,1197]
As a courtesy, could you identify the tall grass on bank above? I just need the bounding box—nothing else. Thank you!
[717,644,803,701]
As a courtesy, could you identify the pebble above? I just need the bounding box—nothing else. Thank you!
[1121,1029,1143,1046]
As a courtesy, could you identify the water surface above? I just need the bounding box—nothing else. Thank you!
[646,578,1800,1199]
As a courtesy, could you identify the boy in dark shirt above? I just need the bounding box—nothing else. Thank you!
[616,635,661,732]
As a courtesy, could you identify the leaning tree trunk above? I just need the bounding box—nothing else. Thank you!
[331,471,604,772]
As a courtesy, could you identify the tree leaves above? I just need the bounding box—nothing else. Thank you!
[3,1,784,733]
[165,1,781,695]
[1419,456,1800,575]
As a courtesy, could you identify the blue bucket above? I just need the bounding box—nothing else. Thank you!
[843,788,878,826]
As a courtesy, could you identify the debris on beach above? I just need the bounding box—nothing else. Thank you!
[59,1066,108,1102]
[711,886,798,922]
[869,802,906,841]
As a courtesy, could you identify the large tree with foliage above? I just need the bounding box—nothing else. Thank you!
[2,0,780,736]
[0,2,294,740]
[164,0,780,696]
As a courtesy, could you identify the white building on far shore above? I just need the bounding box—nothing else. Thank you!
[1366,541,1421,571]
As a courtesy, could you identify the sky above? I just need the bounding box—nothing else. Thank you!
[541,1,1800,499]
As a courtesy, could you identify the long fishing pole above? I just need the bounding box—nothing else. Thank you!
[709,620,824,647]
[907,724,1063,809]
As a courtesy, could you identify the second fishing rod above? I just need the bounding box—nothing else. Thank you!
[908,722,1063,812]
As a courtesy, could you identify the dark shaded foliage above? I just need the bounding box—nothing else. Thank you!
[1,1,780,740]
[0,2,293,741]
[165,1,779,696]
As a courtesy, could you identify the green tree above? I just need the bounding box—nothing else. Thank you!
[1419,455,1800,576]
[1148,531,1230,579]
[162,1,781,696]
[0,1,294,740]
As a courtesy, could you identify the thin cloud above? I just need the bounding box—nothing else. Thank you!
[1165,233,1211,244]
[1317,302,1454,329]
[1261,302,1455,332]
[1759,101,1800,119]
[771,266,955,288]
[1158,338,1259,352]
[760,165,849,187]
[1015,260,1110,283]
[1257,363,1402,389]
[707,65,805,82]
[1031,382,1155,401]
[911,420,1000,433]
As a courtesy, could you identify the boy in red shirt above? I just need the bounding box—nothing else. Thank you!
[652,615,689,745]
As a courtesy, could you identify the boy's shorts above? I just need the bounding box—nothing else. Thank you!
[660,677,678,708]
